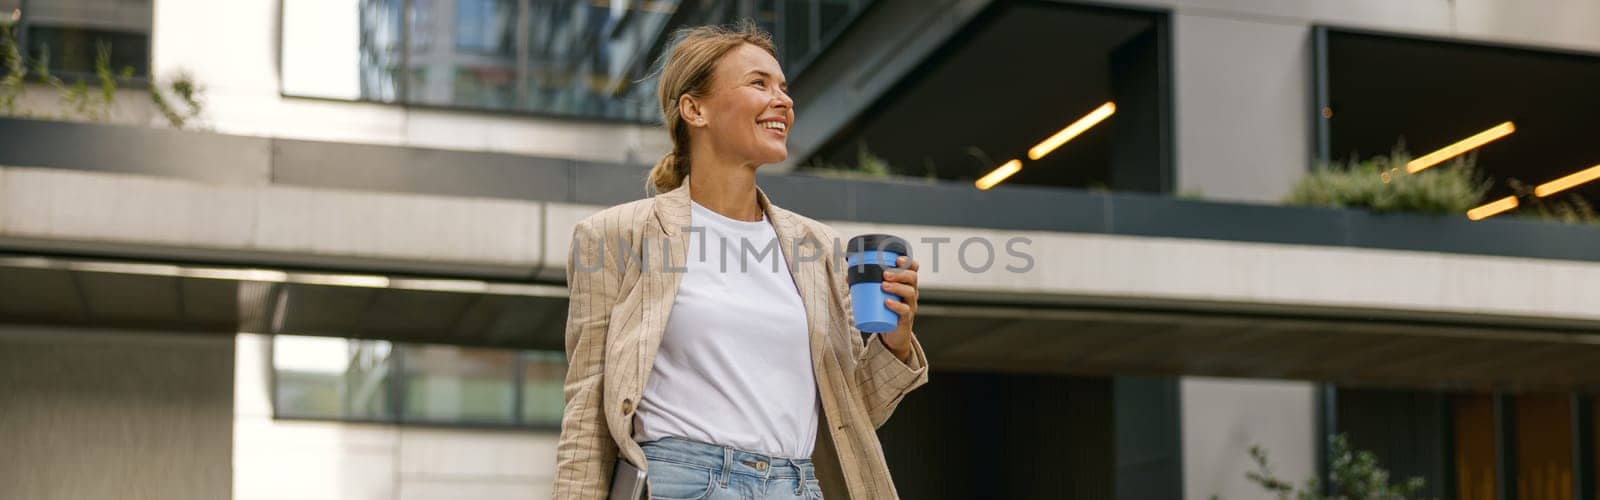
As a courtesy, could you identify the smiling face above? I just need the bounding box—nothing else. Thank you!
[683,43,794,166]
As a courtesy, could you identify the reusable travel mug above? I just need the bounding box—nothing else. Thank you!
[845,234,910,333]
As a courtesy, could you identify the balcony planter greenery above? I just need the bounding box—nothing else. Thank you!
[1,20,203,128]
[1284,147,1598,225]
[798,143,940,184]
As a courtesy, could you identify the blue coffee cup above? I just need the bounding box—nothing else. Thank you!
[845,234,910,333]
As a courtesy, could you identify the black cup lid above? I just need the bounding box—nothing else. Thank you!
[847,234,909,255]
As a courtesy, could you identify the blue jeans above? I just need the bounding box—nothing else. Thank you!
[640,437,824,500]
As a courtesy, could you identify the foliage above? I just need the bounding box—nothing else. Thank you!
[1506,178,1600,225]
[0,22,204,128]
[804,143,902,180]
[150,70,205,129]
[1,20,25,116]
[1284,146,1489,215]
[1213,434,1429,500]
[31,41,126,121]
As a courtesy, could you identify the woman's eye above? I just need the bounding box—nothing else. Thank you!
[752,80,766,88]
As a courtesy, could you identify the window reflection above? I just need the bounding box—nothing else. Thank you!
[340,0,876,121]
[522,351,567,426]
[273,335,394,420]
[271,335,566,428]
[6,0,153,81]
[360,0,404,101]
[401,344,516,424]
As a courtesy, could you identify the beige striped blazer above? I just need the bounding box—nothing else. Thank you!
[554,181,930,499]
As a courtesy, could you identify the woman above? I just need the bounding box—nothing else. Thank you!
[554,21,929,500]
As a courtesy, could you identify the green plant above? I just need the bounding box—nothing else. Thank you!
[1506,178,1600,225]
[1284,146,1489,215]
[804,143,897,180]
[1214,434,1429,500]
[4,37,125,121]
[0,19,25,116]
[0,25,202,128]
[150,70,204,128]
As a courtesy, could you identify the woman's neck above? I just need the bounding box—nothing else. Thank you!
[686,152,763,222]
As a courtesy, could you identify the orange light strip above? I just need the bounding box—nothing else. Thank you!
[1028,102,1116,161]
[1533,164,1600,198]
[1405,122,1516,174]
[1466,196,1519,221]
[974,159,1022,191]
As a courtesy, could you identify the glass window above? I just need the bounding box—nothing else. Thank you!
[273,335,395,420]
[6,0,151,81]
[1324,30,1600,212]
[358,0,404,102]
[782,0,813,66]
[454,0,514,55]
[818,0,852,44]
[521,351,567,427]
[284,0,877,121]
[401,343,516,424]
[273,335,567,428]
[754,0,779,62]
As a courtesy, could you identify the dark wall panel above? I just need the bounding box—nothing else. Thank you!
[878,371,1115,499]
[1336,387,1451,499]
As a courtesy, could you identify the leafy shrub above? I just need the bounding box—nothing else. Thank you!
[803,143,900,180]
[1213,434,1430,500]
[1284,147,1489,215]
[1,21,204,128]
[1506,178,1600,225]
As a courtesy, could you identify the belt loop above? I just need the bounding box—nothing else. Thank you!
[792,460,806,495]
[719,446,732,488]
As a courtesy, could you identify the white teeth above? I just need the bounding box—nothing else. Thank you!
[760,121,786,131]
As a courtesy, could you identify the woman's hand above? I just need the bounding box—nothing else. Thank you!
[878,255,919,363]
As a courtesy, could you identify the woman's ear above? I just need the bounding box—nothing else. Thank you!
[679,94,708,128]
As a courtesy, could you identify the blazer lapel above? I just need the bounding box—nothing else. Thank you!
[640,183,691,386]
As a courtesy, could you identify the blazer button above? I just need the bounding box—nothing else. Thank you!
[621,398,635,415]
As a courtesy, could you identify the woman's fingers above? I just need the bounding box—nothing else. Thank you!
[880,281,918,302]
[885,298,914,315]
[884,258,918,287]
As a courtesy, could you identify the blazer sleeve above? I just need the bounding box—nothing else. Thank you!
[857,326,929,428]
[554,218,620,499]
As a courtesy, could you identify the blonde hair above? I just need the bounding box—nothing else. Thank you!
[645,20,778,194]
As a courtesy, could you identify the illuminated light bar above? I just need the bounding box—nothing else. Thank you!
[1405,121,1516,174]
[1466,196,1519,221]
[1533,164,1600,198]
[975,159,1023,191]
[1028,102,1116,161]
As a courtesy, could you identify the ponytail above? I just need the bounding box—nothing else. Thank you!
[647,148,689,194]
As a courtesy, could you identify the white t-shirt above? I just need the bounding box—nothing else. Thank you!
[633,200,819,459]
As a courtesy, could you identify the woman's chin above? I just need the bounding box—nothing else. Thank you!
[758,149,788,165]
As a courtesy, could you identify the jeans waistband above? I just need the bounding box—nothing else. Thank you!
[640,436,814,480]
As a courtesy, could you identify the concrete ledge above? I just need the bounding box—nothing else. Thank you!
[5,117,1600,266]
[0,167,544,278]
